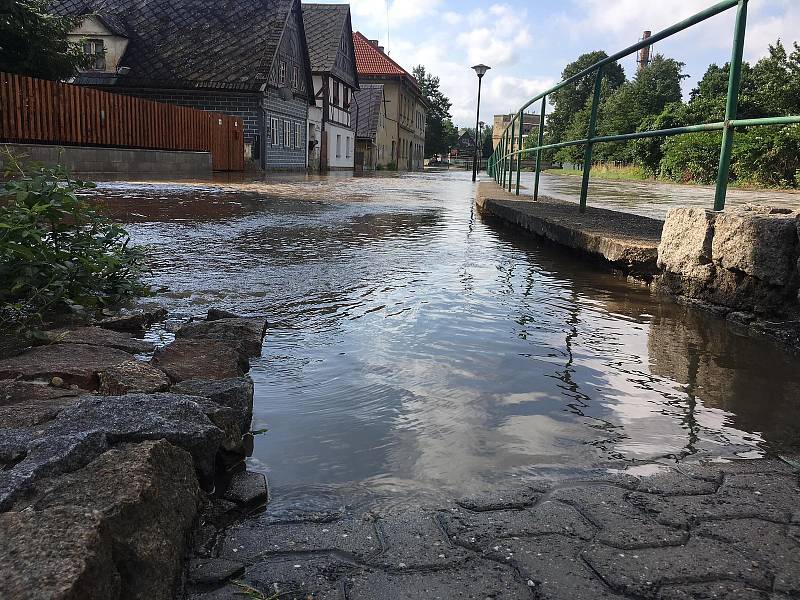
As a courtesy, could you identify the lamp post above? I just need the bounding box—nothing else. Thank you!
[471,64,490,181]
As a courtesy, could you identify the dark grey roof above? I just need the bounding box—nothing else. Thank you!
[353,84,383,139]
[301,3,348,73]
[51,0,294,91]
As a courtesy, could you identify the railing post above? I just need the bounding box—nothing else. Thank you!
[534,96,546,201]
[508,118,516,193]
[515,110,523,195]
[579,66,603,213]
[714,0,748,211]
[500,132,505,187]
[503,129,509,188]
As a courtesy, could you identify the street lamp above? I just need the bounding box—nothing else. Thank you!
[471,64,490,181]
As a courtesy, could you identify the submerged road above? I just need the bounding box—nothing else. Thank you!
[87,171,800,598]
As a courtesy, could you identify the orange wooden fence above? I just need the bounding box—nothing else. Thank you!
[0,72,244,171]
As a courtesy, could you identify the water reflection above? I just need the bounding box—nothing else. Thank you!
[88,171,800,511]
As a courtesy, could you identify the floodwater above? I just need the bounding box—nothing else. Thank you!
[94,170,800,512]
[529,171,800,219]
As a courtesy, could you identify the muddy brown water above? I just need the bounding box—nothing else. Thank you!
[92,170,800,512]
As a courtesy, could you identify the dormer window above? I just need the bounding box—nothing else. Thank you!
[291,65,299,89]
[279,61,287,85]
[83,38,106,71]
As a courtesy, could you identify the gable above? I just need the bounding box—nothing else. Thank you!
[330,14,358,89]
[268,0,313,102]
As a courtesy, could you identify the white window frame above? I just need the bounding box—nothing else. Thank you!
[279,61,287,85]
[346,136,351,158]
[292,65,299,89]
[336,134,342,158]
[294,122,301,149]
[284,120,292,147]
[270,117,279,145]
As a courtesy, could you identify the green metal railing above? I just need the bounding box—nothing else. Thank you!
[486,0,800,212]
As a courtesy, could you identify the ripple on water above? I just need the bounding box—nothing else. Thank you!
[90,170,800,511]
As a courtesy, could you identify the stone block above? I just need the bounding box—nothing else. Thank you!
[0,343,135,390]
[175,317,267,357]
[223,470,268,506]
[5,440,201,600]
[44,393,225,486]
[657,207,716,282]
[712,211,798,286]
[153,339,249,382]
[98,360,171,395]
[171,377,254,432]
[43,327,154,354]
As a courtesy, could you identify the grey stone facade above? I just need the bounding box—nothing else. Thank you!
[262,90,308,170]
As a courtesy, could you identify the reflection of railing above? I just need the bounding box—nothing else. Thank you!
[487,0,800,212]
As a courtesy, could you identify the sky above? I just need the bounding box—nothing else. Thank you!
[307,0,800,128]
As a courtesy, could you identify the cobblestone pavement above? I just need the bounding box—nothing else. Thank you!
[187,459,800,600]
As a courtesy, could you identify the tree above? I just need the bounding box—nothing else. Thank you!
[481,124,494,158]
[0,0,91,79]
[595,55,687,162]
[413,65,458,156]
[546,51,626,149]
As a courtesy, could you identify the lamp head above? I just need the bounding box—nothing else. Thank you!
[471,64,490,78]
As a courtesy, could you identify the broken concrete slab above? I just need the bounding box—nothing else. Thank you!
[152,339,249,383]
[0,343,135,390]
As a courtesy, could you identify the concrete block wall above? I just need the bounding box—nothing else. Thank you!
[657,205,800,317]
[0,143,212,177]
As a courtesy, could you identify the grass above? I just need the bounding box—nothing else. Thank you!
[546,164,652,182]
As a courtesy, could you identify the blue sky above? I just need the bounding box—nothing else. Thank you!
[308,0,799,127]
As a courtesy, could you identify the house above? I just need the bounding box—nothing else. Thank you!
[492,113,542,150]
[52,0,315,171]
[302,3,359,171]
[451,130,477,158]
[352,32,426,171]
[352,84,386,171]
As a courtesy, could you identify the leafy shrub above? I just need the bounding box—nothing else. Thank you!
[731,125,800,188]
[0,153,147,332]
[659,132,722,184]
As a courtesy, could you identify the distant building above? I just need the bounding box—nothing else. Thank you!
[492,113,542,150]
[352,84,387,171]
[353,32,427,171]
[451,130,477,158]
[54,0,315,171]
[303,3,359,171]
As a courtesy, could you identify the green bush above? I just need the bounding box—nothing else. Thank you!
[659,132,722,184]
[731,125,800,188]
[0,153,147,332]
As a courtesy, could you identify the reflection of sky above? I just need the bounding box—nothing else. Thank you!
[99,171,800,510]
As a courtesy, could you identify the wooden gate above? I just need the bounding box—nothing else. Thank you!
[0,71,244,171]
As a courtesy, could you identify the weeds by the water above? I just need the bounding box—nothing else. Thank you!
[0,148,148,334]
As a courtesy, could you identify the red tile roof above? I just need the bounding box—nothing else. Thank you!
[353,31,408,77]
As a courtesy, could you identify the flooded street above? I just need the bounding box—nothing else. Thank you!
[95,171,800,512]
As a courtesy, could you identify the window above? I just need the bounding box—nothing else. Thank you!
[336,134,342,158]
[346,137,351,158]
[294,122,301,148]
[83,38,106,71]
[292,65,299,89]
[343,87,350,108]
[279,61,287,85]
[270,117,279,145]
[333,81,340,106]
[284,120,292,147]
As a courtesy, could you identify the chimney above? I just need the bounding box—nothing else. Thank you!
[637,30,652,72]
[368,39,385,54]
